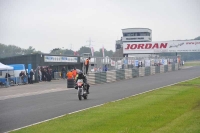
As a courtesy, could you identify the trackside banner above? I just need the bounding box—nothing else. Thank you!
[123,40,200,54]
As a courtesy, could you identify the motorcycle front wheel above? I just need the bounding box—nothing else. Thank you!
[83,94,87,99]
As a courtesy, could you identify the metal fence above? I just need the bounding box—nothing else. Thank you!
[80,56,178,73]
[0,76,29,87]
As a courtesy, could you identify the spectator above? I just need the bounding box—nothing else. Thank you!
[84,57,91,75]
[29,69,34,84]
[62,66,66,79]
[19,71,25,83]
[38,69,42,82]
[103,65,108,72]
[5,73,11,78]
[72,68,77,80]
[67,70,73,79]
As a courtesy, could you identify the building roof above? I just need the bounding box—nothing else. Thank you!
[0,53,81,59]
[122,28,152,31]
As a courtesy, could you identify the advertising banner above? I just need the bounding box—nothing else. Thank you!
[128,60,132,65]
[145,60,151,67]
[135,60,139,67]
[163,59,168,65]
[44,56,78,62]
[123,40,200,54]
[111,60,115,66]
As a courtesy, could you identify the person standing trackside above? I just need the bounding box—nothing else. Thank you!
[30,69,34,84]
[84,57,91,75]
[62,66,66,79]
[67,70,74,79]
[72,68,77,80]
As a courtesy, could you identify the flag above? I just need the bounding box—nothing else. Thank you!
[74,51,79,56]
[74,51,77,56]
[102,46,105,57]
[90,47,94,56]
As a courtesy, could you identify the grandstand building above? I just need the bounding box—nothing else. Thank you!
[115,28,152,57]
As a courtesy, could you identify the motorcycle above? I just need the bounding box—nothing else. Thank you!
[77,79,88,100]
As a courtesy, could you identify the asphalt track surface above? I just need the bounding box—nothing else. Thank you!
[0,66,200,133]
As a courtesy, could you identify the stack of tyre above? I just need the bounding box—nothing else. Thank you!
[67,79,75,88]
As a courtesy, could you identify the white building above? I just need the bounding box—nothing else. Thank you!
[115,28,152,51]
[115,28,152,57]
[122,28,152,42]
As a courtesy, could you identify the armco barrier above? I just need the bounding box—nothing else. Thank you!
[150,66,155,75]
[87,63,179,85]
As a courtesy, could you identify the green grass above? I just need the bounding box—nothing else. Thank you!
[11,77,200,133]
[184,61,200,66]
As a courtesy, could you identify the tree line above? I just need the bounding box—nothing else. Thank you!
[0,36,200,61]
[0,43,114,58]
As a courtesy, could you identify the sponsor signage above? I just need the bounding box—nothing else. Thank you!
[44,56,78,62]
[135,60,139,67]
[145,60,151,67]
[123,40,200,54]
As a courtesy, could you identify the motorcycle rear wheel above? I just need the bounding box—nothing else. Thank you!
[78,89,82,100]
[83,94,87,99]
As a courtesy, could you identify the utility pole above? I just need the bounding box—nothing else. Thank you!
[86,38,94,47]
[69,44,72,50]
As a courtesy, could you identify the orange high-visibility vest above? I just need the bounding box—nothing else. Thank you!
[67,71,73,79]
[85,59,89,66]
[72,70,77,78]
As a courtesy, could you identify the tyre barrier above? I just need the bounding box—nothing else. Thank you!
[145,67,151,76]
[87,63,180,85]
[150,66,155,75]
[155,66,160,73]
[132,68,139,77]
[67,79,75,88]
[168,64,172,71]
[164,65,168,73]
[160,65,164,73]
[139,67,145,77]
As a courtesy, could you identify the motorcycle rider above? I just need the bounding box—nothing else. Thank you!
[75,71,90,94]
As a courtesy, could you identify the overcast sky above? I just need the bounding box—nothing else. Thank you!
[0,0,199,53]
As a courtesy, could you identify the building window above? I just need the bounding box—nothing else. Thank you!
[123,32,151,37]
[0,71,2,76]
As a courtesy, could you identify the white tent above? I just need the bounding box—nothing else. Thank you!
[0,62,14,70]
[0,62,14,87]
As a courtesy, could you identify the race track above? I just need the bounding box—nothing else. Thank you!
[0,66,200,133]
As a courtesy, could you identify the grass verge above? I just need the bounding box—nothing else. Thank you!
[11,77,200,133]
[184,61,200,66]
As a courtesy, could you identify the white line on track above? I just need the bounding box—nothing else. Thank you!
[6,76,200,133]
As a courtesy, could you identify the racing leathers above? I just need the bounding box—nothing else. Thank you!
[75,73,90,94]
